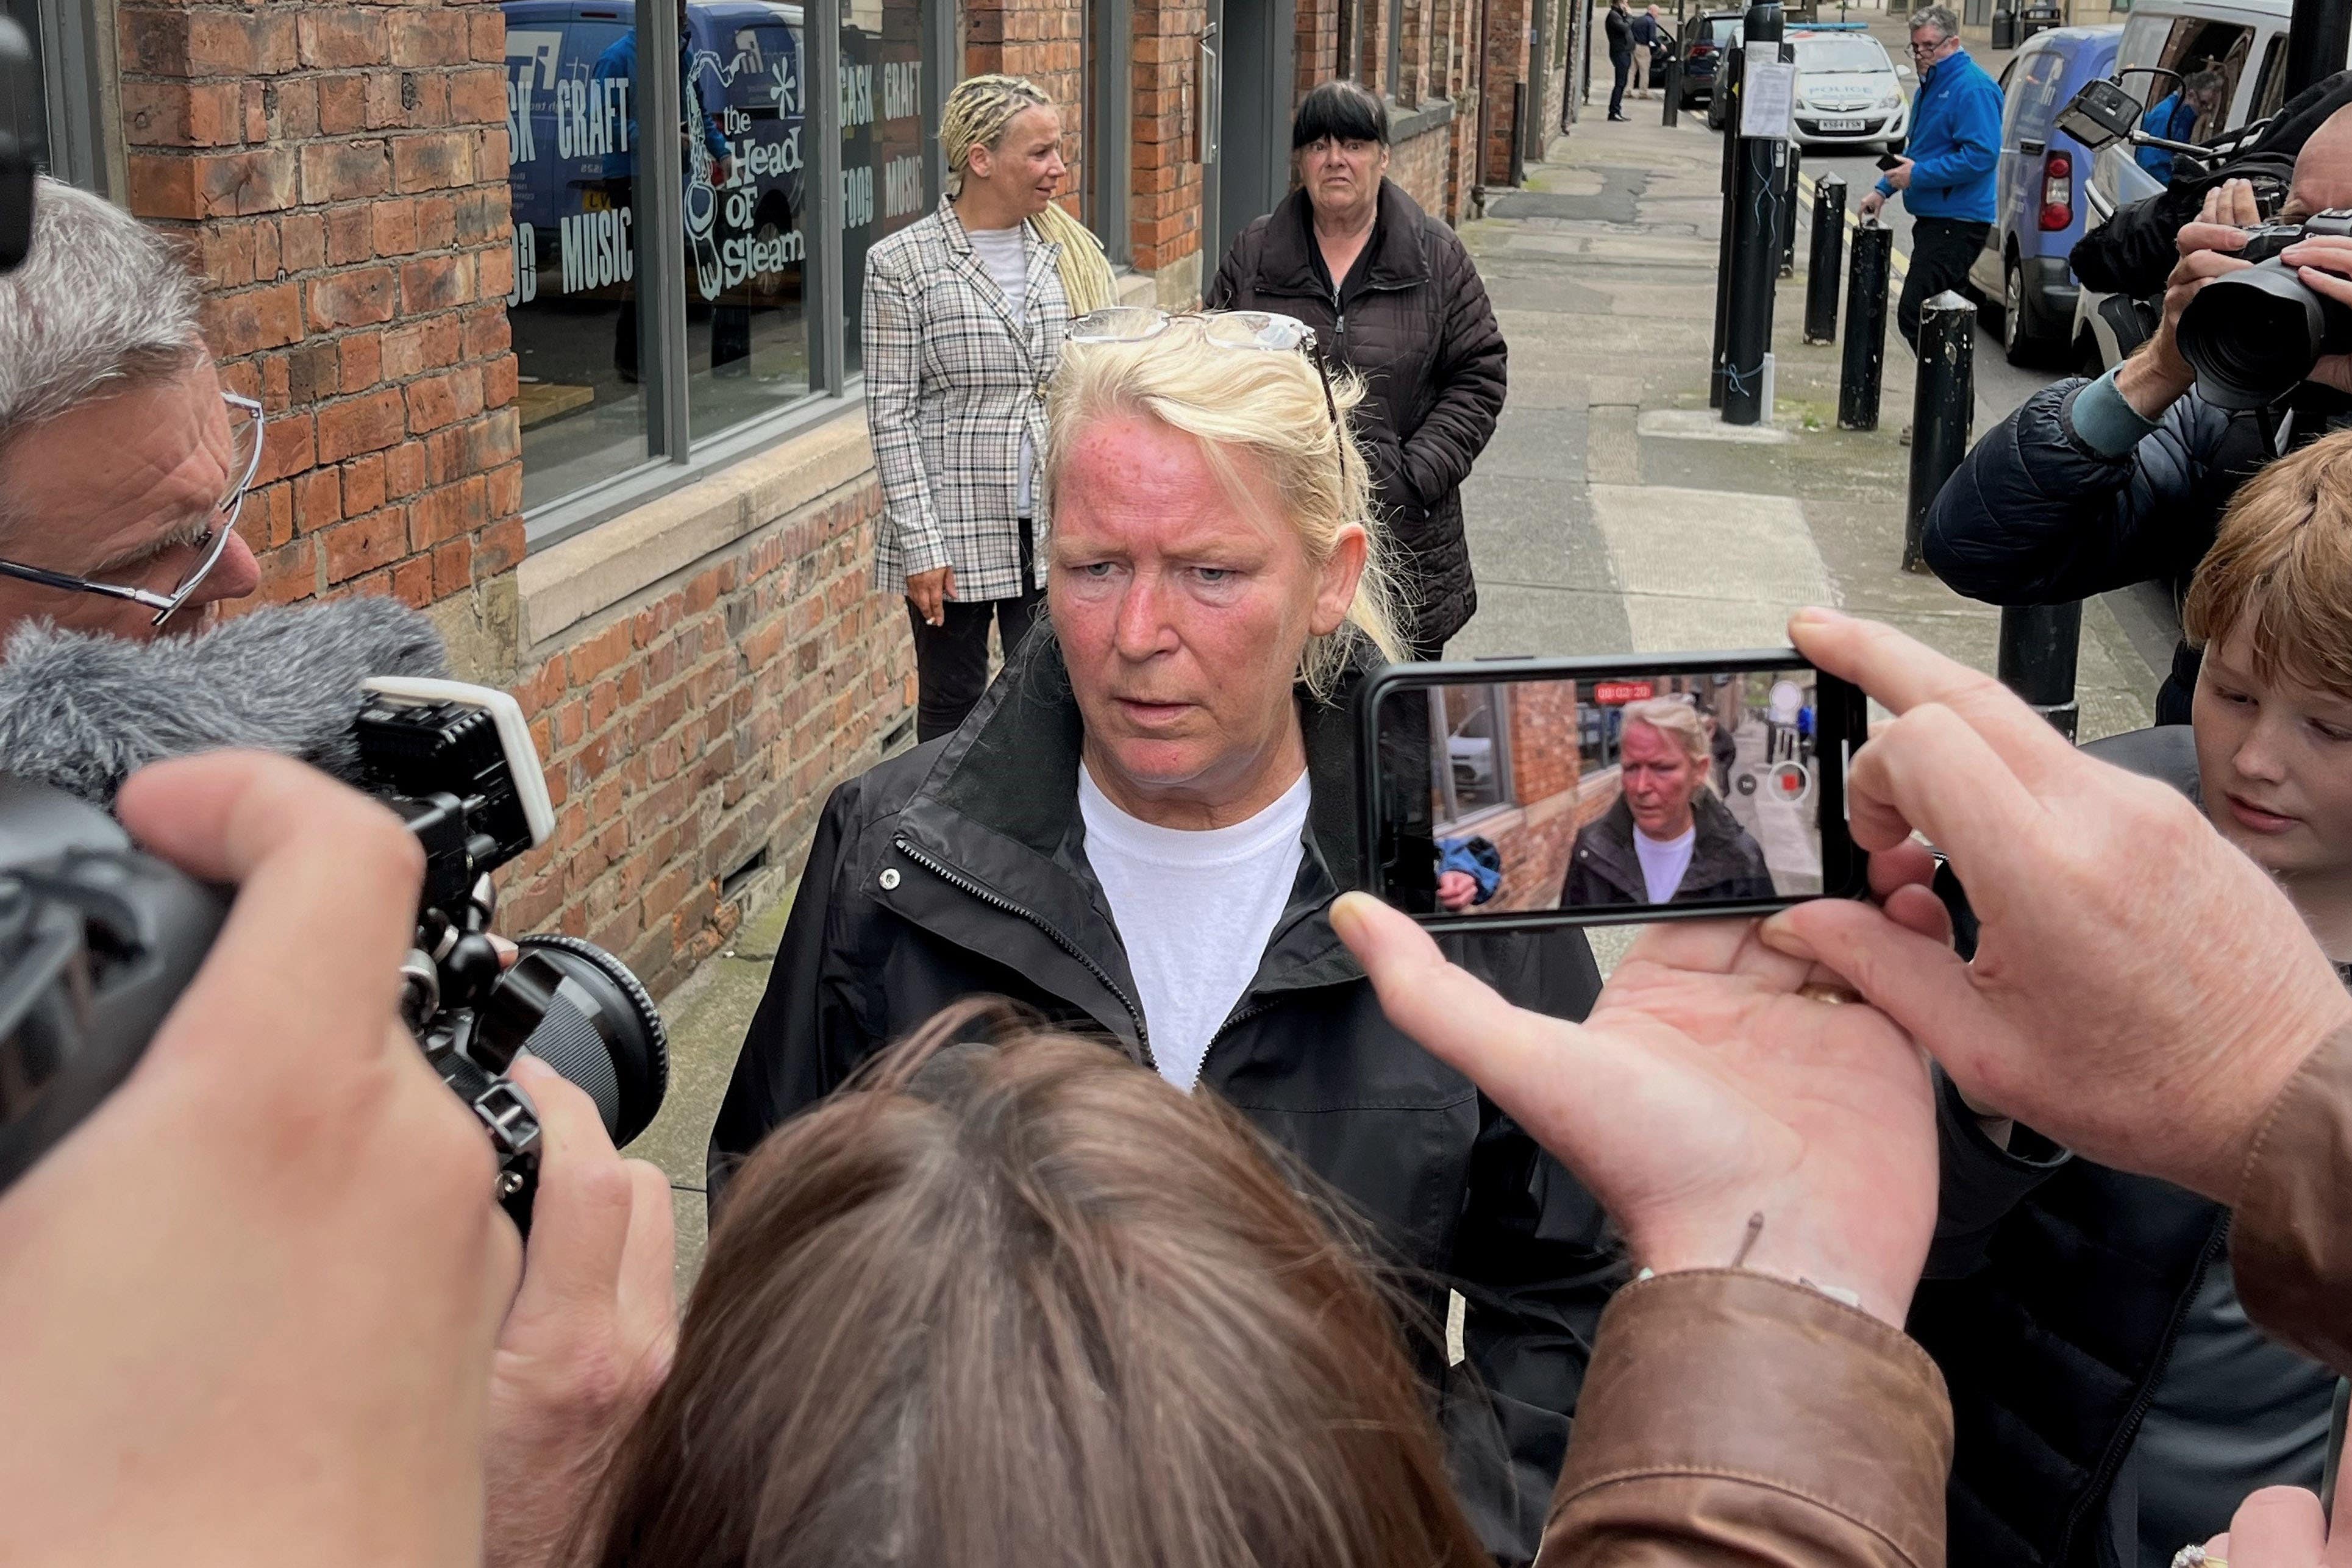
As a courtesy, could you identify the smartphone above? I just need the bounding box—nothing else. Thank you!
[1355,650,1867,930]
[1875,152,1905,170]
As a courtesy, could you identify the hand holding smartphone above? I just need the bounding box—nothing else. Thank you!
[1356,650,1866,928]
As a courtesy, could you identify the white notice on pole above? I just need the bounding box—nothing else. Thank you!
[1740,60,1797,140]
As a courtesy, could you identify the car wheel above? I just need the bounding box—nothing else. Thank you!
[2003,254,2052,367]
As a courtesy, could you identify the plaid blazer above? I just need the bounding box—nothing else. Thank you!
[863,198,1070,602]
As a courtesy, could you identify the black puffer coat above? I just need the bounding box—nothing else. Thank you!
[1208,179,1508,654]
[1920,376,2352,722]
[708,629,1614,1566]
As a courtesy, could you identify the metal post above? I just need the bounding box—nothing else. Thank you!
[1662,50,1681,126]
[2286,0,2352,99]
[1805,172,1845,343]
[1905,290,1974,572]
[1838,221,1891,428]
[1997,603,2084,739]
[1511,82,1528,186]
[1709,42,1743,408]
[1722,2,1785,427]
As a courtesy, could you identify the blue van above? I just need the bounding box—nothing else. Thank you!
[501,0,805,308]
[1969,24,2120,365]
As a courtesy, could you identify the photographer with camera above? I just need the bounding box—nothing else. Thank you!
[0,750,677,1568]
[1922,107,2352,724]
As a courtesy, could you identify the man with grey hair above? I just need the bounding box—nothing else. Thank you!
[0,177,261,646]
[1858,5,2001,354]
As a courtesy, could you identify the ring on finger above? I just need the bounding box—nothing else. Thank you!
[2170,1547,2225,1568]
[1797,982,1861,1007]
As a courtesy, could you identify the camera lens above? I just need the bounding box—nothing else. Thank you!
[2176,262,2329,410]
[508,934,670,1145]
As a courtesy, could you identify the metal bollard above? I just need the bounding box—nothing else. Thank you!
[1837,222,1892,429]
[1662,52,1681,126]
[1805,173,1846,343]
[1997,602,2084,740]
[1779,144,1802,277]
[1722,3,1785,427]
[1709,43,1744,409]
[1904,290,1975,573]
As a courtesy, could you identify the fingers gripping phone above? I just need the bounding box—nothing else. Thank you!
[1356,651,1868,929]
[1875,153,1905,170]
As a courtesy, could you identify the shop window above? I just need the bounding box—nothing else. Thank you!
[505,0,941,541]
[1431,684,1516,829]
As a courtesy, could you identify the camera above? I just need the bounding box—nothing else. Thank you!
[0,680,669,1228]
[2176,209,2352,410]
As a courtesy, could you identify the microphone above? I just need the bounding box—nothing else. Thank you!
[0,597,451,804]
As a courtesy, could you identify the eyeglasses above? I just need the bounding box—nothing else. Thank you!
[0,391,265,629]
[1063,308,1348,488]
[1908,34,1951,55]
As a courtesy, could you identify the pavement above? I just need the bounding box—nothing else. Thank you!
[626,47,2172,1280]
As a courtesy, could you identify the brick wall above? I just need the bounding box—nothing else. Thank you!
[120,0,525,616]
[1132,0,1206,275]
[499,480,913,999]
[1388,119,1447,213]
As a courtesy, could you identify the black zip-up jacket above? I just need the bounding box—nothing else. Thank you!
[708,632,1615,1566]
[1561,791,1775,908]
[1208,180,1507,653]
[1919,376,2352,722]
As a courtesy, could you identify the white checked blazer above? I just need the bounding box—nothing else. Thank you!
[862,197,1071,602]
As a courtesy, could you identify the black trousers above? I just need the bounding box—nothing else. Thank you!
[1897,216,1990,352]
[1609,51,1633,115]
[905,532,1044,743]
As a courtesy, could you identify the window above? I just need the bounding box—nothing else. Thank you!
[3,0,112,192]
[2116,18,2253,142]
[1431,685,1514,828]
[2250,33,2289,124]
[2011,45,2069,144]
[504,0,942,543]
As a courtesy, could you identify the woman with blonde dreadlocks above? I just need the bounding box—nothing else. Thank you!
[863,74,1119,740]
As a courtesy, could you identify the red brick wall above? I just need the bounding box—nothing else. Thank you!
[1482,0,1530,181]
[498,483,914,997]
[1388,120,1446,214]
[120,0,524,614]
[1133,0,1207,273]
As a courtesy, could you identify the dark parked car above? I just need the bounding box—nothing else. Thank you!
[1681,9,1743,110]
[1967,23,2121,365]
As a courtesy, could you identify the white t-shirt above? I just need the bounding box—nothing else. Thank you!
[1077,764,1312,1093]
[1633,822,1697,903]
[964,223,1036,520]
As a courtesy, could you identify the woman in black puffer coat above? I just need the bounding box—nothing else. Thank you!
[1208,80,1507,658]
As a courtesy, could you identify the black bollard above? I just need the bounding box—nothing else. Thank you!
[1663,51,1681,126]
[1709,43,1744,409]
[1837,221,1892,429]
[1997,603,2084,740]
[1905,290,1975,573]
[1779,143,1802,277]
[1805,173,1845,343]
[1722,3,1786,427]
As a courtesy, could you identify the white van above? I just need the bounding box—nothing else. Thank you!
[2069,0,2333,366]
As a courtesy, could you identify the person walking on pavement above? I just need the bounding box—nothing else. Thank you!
[1208,80,1508,659]
[1857,5,2001,352]
[863,74,1119,743]
[1605,0,1636,120]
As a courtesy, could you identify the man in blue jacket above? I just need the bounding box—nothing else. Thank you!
[1857,5,2001,351]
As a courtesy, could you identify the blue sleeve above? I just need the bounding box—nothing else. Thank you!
[2069,365,2164,458]
[1438,836,1503,904]
[1908,76,2001,190]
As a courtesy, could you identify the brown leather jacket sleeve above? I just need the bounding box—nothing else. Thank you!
[1538,1270,1952,1568]
[2232,1022,2352,1374]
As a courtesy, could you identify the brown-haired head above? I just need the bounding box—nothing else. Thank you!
[579,997,1487,1568]
[2184,427,2352,700]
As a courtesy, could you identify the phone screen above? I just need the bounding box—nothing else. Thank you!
[1356,652,1867,928]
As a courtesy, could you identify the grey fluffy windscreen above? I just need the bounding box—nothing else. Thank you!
[0,597,451,804]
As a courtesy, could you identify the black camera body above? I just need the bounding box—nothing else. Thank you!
[2176,209,2352,410]
[0,684,668,1227]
